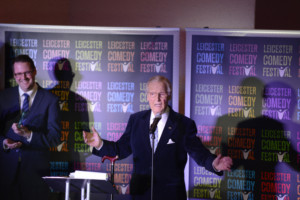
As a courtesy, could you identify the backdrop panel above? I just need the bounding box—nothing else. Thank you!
[0,24,179,194]
[186,28,300,200]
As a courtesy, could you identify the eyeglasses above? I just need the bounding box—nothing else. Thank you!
[148,92,168,99]
[14,71,34,78]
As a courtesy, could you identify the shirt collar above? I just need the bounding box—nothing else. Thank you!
[18,83,38,98]
[150,106,170,122]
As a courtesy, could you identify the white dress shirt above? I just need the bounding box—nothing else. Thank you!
[18,83,38,142]
[19,83,38,111]
[149,106,170,142]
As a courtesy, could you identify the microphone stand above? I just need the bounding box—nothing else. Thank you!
[150,130,155,200]
[149,114,161,200]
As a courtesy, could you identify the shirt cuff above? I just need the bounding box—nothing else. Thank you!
[95,141,103,151]
[3,142,9,150]
[26,131,33,142]
[213,164,221,172]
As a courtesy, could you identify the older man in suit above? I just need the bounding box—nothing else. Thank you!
[83,75,232,200]
[0,55,61,200]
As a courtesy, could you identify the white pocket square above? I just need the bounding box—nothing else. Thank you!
[167,139,175,144]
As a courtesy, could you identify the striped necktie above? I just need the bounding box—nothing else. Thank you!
[22,93,29,113]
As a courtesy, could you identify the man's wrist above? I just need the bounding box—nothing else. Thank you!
[212,164,221,172]
[96,141,103,150]
[3,140,9,150]
[25,131,33,141]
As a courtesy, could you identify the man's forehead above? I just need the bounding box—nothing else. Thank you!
[148,81,167,90]
[14,62,31,67]
[14,62,32,71]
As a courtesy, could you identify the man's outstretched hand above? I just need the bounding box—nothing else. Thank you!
[3,138,22,149]
[83,126,102,149]
[212,154,233,172]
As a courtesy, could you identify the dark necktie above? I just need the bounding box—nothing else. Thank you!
[150,126,159,151]
[19,93,29,127]
[22,93,29,113]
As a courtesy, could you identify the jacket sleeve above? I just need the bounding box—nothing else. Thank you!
[184,117,223,175]
[93,114,134,159]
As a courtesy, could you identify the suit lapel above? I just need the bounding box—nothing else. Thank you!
[10,87,22,115]
[14,87,21,111]
[155,107,178,154]
[139,110,152,153]
[27,86,44,117]
[8,87,21,114]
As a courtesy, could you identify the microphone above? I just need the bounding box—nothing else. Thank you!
[149,114,161,134]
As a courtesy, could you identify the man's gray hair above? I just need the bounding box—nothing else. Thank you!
[146,75,172,95]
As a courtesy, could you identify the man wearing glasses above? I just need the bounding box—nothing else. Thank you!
[0,55,61,200]
[83,75,232,200]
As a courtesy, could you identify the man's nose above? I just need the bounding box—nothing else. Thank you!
[22,73,30,79]
[156,94,161,101]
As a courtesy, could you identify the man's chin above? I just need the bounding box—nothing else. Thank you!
[152,109,162,114]
[152,108,166,114]
[20,85,32,91]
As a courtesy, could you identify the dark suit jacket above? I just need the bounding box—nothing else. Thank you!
[93,106,221,200]
[0,85,61,200]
